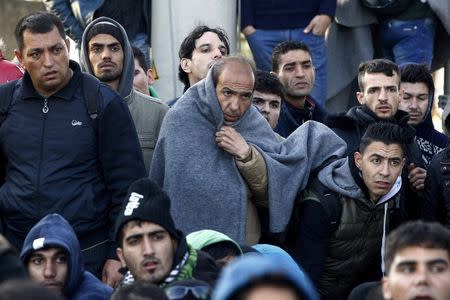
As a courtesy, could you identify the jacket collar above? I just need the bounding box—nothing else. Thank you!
[21,60,82,101]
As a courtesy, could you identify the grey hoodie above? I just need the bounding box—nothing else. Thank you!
[79,17,168,173]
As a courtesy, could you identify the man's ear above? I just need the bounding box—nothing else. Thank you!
[14,49,24,70]
[146,69,155,84]
[65,38,70,52]
[354,151,362,170]
[116,247,127,268]
[381,277,393,300]
[180,58,192,74]
[356,91,365,105]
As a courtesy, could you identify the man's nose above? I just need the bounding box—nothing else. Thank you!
[295,66,305,77]
[101,48,112,60]
[142,237,155,256]
[212,47,223,60]
[409,97,418,109]
[43,262,56,278]
[379,161,390,177]
[42,51,53,67]
[261,101,270,113]
[378,87,388,101]
[229,98,239,112]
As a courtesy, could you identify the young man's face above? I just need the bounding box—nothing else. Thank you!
[252,90,281,129]
[181,31,228,86]
[88,34,124,86]
[15,26,71,97]
[216,62,254,125]
[244,285,300,300]
[117,221,177,283]
[357,72,401,119]
[354,141,405,203]
[399,82,429,126]
[27,247,68,295]
[133,58,150,95]
[382,246,450,300]
[274,49,315,104]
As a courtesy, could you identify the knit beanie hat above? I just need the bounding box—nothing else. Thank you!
[114,178,179,242]
[85,20,124,47]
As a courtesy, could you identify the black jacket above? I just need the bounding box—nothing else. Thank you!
[422,147,450,228]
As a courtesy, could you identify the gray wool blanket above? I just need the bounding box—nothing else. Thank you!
[150,70,348,243]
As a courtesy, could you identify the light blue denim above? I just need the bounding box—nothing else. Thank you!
[378,18,435,69]
[246,29,327,106]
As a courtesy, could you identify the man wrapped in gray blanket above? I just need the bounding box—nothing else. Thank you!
[150,56,355,245]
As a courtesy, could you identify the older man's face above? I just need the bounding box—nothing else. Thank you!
[216,63,254,125]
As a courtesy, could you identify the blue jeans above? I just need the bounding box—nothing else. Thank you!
[378,18,435,69]
[246,29,327,106]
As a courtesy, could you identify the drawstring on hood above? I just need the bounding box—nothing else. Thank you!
[80,17,134,98]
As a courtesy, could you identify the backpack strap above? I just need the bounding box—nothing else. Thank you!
[308,178,343,234]
[82,73,101,120]
[0,80,18,125]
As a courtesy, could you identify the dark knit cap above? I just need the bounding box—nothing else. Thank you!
[85,20,124,47]
[114,178,179,242]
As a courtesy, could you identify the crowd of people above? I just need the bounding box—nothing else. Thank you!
[0,1,450,300]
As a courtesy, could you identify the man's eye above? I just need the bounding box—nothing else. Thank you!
[371,158,380,164]
[270,103,280,109]
[31,258,43,265]
[54,47,62,54]
[252,99,263,105]
[398,265,414,273]
[112,46,120,52]
[200,47,210,53]
[56,255,67,264]
[430,263,448,273]
[388,87,397,93]
[223,90,232,96]
[127,238,139,246]
[219,48,227,55]
[30,52,40,59]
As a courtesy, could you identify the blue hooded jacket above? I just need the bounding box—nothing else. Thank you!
[212,253,319,300]
[20,214,112,300]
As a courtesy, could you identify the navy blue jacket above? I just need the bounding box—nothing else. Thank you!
[240,0,336,30]
[275,97,327,138]
[20,214,112,300]
[0,61,146,253]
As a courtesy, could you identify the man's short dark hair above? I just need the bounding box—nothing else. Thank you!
[132,46,148,72]
[400,63,434,98]
[178,25,230,90]
[111,281,168,300]
[358,58,400,92]
[15,12,66,53]
[384,221,450,275]
[202,241,241,261]
[359,122,407,154]
[229,274,303,300]
[255,70,285,100]
[211,56,256,87]
[271,41,312,73]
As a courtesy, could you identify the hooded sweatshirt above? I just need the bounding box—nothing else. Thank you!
[80,17,168,173]
[413,86,449,166]
[212,253,319,300]
[20,214,112,300]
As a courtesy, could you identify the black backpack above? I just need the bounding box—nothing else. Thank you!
[360,0,412,15]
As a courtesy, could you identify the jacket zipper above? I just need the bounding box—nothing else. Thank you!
[37,97,48,214]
